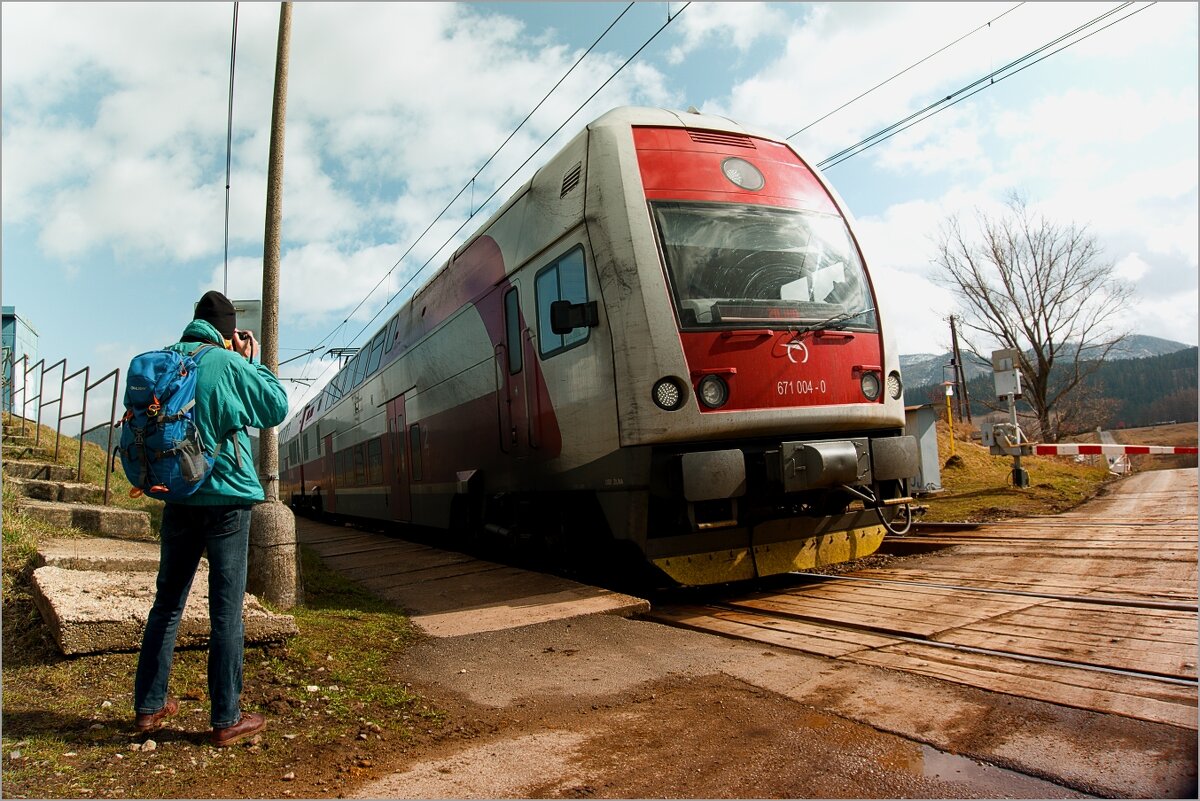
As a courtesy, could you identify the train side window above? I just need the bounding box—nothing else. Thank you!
[349,352,368,389]
[385,314,401,353]
[409,424,422,482]
[354,445,366,486]
[365,330,386,376]
[504,288,523,374]
[367,438,383,485]
[536,247,589,357]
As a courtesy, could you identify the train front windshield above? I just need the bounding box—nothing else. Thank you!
[652,201,877,331]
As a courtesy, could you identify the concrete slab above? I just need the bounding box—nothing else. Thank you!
[295,517,649,637]
[5,476,104,504]
[34,536,210,574]
[4,460,77,482]
[30,565,297,656]
[17,498,153,540]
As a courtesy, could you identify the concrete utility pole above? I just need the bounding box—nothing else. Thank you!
[249,1,300,608]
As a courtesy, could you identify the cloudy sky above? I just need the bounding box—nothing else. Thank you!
[3,2,1195,419]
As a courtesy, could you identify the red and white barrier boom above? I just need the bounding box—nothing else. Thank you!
[1032,443,1198,456]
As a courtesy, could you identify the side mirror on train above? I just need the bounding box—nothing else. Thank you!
[550,300,599,335]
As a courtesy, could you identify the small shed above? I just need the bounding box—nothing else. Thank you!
[904,404,942,494]
[3,306,40,412]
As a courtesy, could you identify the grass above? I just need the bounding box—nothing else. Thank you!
[1,414,443,799]
[920,419,1115,522]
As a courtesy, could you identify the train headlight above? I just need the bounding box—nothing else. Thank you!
[697,374,729,409]
[887,371,903,400]
[653,377,686,411]
[860,371,882,401]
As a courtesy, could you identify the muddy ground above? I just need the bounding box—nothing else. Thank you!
[196,612,1193,800]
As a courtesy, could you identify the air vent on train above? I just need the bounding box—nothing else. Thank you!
[560,162,582,197]
[687,130,755,149]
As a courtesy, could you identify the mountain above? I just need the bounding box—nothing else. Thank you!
[900,335,1193,392]
[899,351,991,390]
[1092,334,1194,360]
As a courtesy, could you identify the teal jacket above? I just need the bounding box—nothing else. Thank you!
[167,319,289,505]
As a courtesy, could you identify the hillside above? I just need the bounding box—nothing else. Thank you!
[903,340,1197,433]
[900,334,1192,393]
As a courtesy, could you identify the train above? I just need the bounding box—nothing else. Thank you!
[279,106,918,586]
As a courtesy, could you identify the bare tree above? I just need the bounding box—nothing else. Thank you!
[933,194,1132,442]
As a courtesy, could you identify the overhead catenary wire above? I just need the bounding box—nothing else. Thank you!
[307,2,637,359]
[286,4,689,411]
[222,1,239,296]
[816,1,1147,170]
[786,2,1026,142]
[340,2,692,351]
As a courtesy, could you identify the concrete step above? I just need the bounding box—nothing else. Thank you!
[2,444,54,462]
[16,499,153,541]
[34,536,201,573]
[6,476,105,504]
[4,460,78,482]
[31,565,298,656]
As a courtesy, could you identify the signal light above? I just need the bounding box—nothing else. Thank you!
[860,371,881,401]
[653,378,686,411]
[697,374,729,409]
[887,371,903,400]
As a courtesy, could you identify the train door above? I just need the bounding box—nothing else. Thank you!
[496,283,530,457]
[386,395,411,521]
[321,433,335,514]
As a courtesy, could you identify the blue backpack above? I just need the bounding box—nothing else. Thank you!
[116,345,222,500]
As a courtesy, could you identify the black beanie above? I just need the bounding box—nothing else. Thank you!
[194,291,237,340]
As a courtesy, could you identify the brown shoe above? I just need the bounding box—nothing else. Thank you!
[210,712,266,747]
[134,697,179,732]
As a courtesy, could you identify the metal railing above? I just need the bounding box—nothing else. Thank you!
[37,359,67,448]
[3,353,122,506]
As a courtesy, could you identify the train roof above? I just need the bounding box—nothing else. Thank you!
[586,105,780,142]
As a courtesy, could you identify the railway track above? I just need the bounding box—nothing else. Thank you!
[650,469,1199,731]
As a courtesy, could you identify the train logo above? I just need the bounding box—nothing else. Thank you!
[784,339,810,365]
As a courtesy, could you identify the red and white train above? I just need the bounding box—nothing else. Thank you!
[280,106,918,586]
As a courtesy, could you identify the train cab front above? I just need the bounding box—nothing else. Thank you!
[608,116,919,586]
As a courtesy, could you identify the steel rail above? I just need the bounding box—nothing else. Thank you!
[705,602,1199,687]
[794,572,1198,612]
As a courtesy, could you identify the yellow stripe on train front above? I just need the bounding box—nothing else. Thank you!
[652,525,886,586]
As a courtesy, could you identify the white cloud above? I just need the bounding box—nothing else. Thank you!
[212,241,424,331]
[1113,253,1151,283]
[665,2,789,65]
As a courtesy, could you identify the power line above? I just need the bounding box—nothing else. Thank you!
[786,2,1025,142]
[817,2,1148,170]
[222,1,239,296]
[307,2,637,359]
[341,3,692,351]
[286,4,689,412]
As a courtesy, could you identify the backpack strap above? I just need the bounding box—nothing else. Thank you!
[182,344,249,470]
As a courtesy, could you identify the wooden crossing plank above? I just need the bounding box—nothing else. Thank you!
[359,560,506,589]
[936,616,1198,680]
[848,643,1198,730]
[727,588,1040,639]
[651,606,899,658]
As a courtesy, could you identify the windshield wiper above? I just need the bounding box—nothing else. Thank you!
[795,307,875,335]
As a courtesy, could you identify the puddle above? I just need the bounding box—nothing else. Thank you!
[919,744,1086,798]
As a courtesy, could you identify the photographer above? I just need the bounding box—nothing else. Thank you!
[132,290,288,747]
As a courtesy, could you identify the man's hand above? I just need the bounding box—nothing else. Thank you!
[233,329,259,361]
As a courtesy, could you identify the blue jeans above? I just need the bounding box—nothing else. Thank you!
[134,503,253,729]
